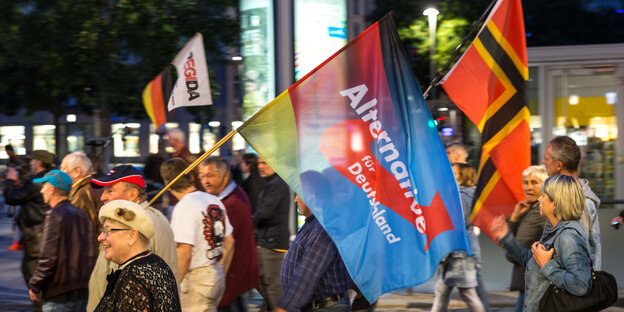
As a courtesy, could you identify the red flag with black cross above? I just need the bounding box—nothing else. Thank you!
[440,0,530,240]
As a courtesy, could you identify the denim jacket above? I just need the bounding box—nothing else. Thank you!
[500,220,592,312]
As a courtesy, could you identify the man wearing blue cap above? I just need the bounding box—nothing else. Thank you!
[28,170,97,311]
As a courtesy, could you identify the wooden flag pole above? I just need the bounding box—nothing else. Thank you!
[149,129,238,205]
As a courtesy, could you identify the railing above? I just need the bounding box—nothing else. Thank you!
[600,200,624,206]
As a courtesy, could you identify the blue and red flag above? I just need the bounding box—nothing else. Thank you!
[238,15,470,301]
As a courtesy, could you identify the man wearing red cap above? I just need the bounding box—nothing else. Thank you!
[86,165,179,312]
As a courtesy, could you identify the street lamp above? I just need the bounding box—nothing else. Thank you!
[423,8,439,99]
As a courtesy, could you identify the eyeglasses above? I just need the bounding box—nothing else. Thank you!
[100,227,131,237]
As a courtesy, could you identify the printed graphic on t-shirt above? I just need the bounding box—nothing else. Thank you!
[202,204,226,260]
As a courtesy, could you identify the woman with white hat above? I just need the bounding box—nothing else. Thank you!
[94,200,180,311]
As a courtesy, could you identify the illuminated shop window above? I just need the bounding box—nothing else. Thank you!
[552,70,617,199]
[0,126,26,159]
[112,123,141,157]
[33,125,56,152]
[149,122,179,154]
[189,123,201,154]
[67,124,85,153]
[202,127,220,156]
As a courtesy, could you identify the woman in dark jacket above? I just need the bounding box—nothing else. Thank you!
[95,200,180,312]
[505,165,548,311]
[491,175,592,312]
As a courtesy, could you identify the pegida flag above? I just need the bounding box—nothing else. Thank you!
[142,33,212,128]
[168,33,212,111]
[238,15,471,302]
[142,67,172,128]
[440,0,530,240]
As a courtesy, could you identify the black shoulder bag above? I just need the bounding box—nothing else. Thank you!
[539,227,617,312]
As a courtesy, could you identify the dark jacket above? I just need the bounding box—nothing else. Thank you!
[4,170,50,229]
[29,200,97,300]
[242,172,264,214]
[505,202,546,291]
[253,173,291,250]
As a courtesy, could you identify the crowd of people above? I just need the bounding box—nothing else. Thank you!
[0,129,619,312]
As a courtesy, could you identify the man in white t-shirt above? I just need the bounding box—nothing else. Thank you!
[161,157,235,311]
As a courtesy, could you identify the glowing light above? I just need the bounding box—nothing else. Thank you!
[351,132,363,152]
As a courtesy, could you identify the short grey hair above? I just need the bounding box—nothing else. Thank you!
[548,136,581,173]
[64,152,92,176]
[167,129,185,142]
[121,181,147,201]
[522,165,548,183]
[201,157,230,175]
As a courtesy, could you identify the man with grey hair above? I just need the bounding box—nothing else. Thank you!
[199,157,259,311]
[60,152,101,246]
[161,157,234,311]
[542,136,601,269]
[167,128,204,191]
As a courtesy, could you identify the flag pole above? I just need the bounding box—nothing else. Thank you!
[422,0,498,99]
[148,129,238,205]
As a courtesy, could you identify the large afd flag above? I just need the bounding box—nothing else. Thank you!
[238,15,471,301]
[167,33,212,111]
[440,0,530,240]
[142,67,172,128]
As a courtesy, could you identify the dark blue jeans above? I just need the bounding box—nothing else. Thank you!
[514,291,525,312]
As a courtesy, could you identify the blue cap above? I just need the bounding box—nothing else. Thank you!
[33,170,72,191]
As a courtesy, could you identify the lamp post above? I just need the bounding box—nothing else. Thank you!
[423,8,439,99]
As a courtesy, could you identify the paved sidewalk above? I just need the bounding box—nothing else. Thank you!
[0,218,32,311]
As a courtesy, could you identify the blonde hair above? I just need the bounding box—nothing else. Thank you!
[541,175,585,221]
[453,163,477,187]
[522,165,548,183]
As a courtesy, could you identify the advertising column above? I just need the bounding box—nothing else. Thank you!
[240,0,276,119]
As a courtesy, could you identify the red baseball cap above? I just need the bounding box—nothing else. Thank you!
[91,165,145,189]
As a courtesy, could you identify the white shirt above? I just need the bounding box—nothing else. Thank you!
[170,191,233,270]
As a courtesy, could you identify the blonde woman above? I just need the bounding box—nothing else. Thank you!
[490,175,592,312]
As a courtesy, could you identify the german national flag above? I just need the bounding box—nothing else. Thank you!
[142,67,173,128]
[440,0,530,240]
